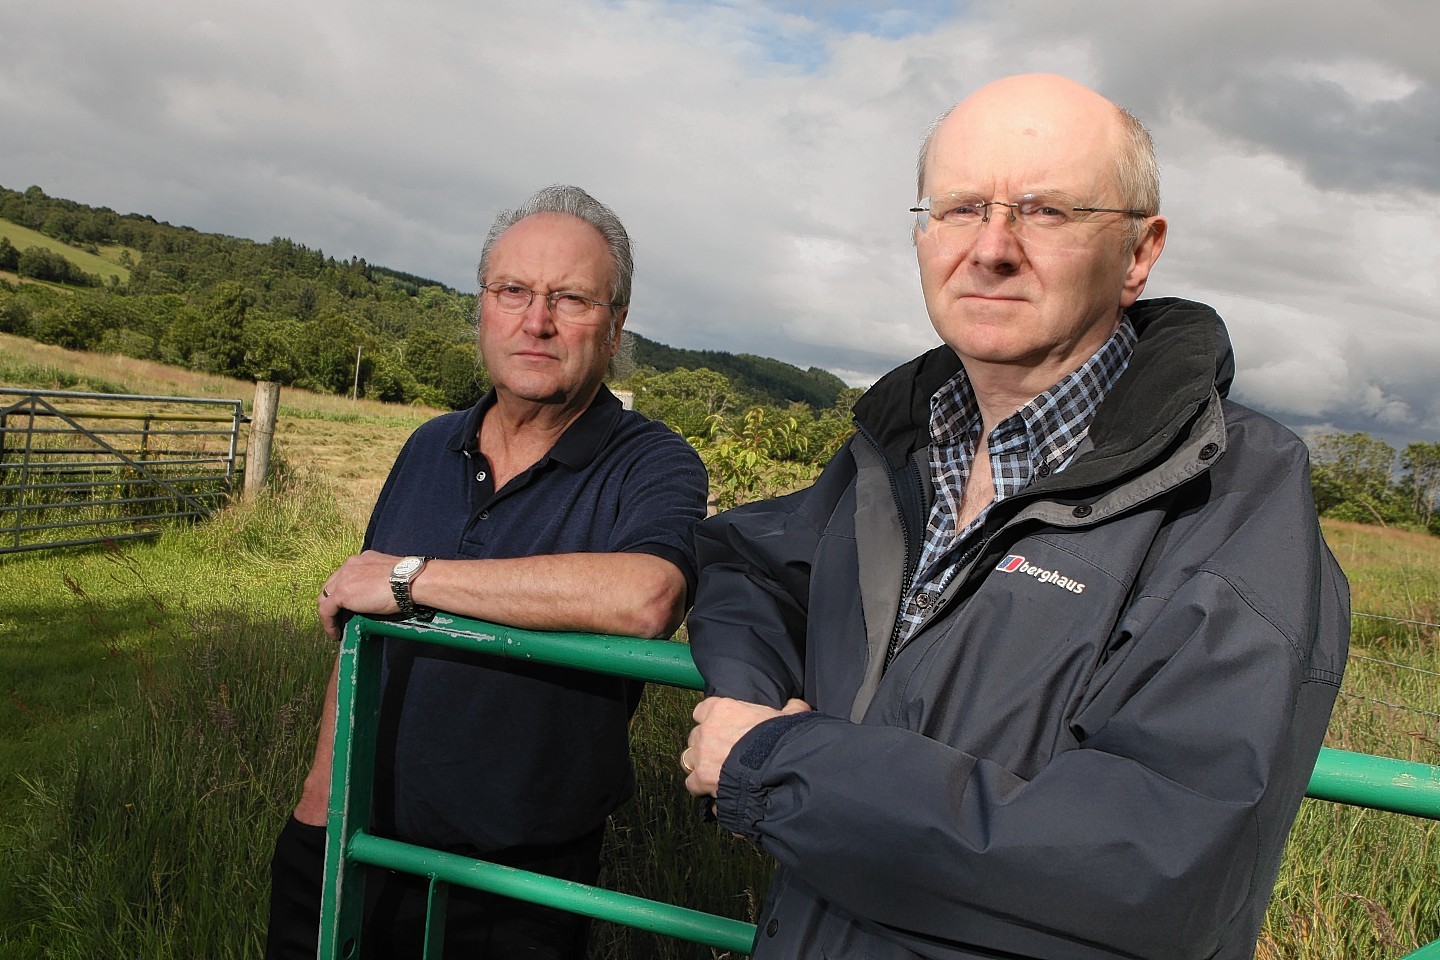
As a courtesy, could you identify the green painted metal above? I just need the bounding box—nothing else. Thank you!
[321,613,1440,958]
[1306,747,1440,820]
[352,611,706,688]
[1404,938,1440,960]
[319,618,384,960]
[347,832,757,955]
[423,879,448,959]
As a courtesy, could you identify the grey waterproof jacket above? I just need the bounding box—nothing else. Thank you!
[689,298,1349,960]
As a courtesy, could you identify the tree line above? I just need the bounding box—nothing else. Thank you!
[0,184,846,416]
[1308,431,1440,535]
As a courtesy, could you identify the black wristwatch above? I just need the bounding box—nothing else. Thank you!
[389,556,434,620]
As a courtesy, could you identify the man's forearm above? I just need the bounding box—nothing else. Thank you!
[293,658,339,825]
[410,552,688,638]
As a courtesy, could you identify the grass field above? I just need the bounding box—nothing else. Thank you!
[0,350,1436,958]
[0,220,135,285]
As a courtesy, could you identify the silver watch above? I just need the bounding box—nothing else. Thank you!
[389,555,428,618]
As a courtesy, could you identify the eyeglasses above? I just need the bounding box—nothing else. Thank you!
[481,281,619,323]
[910,193,1148,247]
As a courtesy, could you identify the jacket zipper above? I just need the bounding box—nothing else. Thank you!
[855,425,927,671]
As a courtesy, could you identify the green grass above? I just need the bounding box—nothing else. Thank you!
[0,502,1435,957]
[0,475,356,957]
[275,402,434,428]
[0,221,135,285]
[0,356,131,395]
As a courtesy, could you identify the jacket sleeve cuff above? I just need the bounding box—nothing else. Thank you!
[715,711,821,839]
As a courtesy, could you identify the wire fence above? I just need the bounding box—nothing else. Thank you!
[1342,613,1440,727]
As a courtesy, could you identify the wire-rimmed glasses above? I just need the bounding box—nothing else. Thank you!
[481,281,619,324]
[911,193,1148,249]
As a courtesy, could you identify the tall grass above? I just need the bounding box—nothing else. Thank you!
[1256,521,1440,959]
[0,472,354,957]
[595,677,774,958]
[0,503,1435,958]
[5,605,331,959]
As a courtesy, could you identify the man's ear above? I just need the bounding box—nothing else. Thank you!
[607,307,628,352]
[1120,216,1167,308]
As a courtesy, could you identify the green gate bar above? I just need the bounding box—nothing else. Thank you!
[321,612,1440,960]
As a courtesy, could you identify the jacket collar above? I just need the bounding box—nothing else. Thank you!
[853,297,1230,483]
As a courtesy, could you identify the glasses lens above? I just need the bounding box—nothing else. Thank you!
[489,283,531,312]
[551,293,593,319]
[918,195,987,233]
[1013,196,1074,228]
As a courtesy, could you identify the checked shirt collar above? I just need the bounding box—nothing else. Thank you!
[893,316,1138,651]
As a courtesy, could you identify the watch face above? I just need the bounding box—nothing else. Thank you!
[393,556,424,578]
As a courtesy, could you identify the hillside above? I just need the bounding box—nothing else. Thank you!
[0,183,846,411]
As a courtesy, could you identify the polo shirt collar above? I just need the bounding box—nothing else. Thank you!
[445,385,623,470]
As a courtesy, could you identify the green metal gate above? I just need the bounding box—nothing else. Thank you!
[321,613,1440,959]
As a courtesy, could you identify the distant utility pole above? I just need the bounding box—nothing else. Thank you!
[352,344,362,401]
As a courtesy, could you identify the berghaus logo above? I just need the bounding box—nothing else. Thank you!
[995,555,1086,594]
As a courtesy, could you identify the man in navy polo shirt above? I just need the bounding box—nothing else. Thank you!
[266,184,708,959]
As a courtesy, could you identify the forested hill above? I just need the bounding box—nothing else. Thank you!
[0,183,846,411]
[630,336,845,410]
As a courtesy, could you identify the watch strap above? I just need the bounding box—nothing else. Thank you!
[389,556,434,619]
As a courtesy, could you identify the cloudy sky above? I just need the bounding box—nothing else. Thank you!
[3,0,1438,445]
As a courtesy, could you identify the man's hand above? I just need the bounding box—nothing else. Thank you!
[684,696,812,798]
[317,549,407,640]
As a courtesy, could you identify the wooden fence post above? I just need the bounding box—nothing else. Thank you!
[244,381,281,500]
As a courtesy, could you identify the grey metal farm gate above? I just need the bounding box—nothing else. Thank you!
[0,387,246,555]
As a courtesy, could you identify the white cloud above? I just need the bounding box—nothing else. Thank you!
[2,0,1437,441]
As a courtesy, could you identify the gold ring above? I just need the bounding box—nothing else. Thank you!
[322,588,331,598]
[680,748,694,774]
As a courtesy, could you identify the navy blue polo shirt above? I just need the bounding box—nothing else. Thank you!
[362,385,707,853]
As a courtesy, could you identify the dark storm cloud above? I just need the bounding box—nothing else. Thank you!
[1196,75,1440,195]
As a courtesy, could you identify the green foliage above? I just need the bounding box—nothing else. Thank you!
[0,294,34,334]
[0,183,488,404]
[29,297,117,350]
[1400,442,1440,530]
[16,245,100,286]
[1309,431,1438,532]
[630,332,848,409]
[627,368,860,510]
[698,406,816,511]
[403,327,488,409]
[96,326,157,359]
[630,367,734,439]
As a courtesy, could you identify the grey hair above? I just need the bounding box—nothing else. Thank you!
[1113,105,1161,247]
[913,103,1161,248]
[915,105,954,202]
[475,184,634,311]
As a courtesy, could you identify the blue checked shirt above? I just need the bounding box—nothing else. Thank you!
[891,318,1138,655]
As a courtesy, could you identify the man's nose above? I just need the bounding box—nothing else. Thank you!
[971,205,1025,269]
[521,294,558,333]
